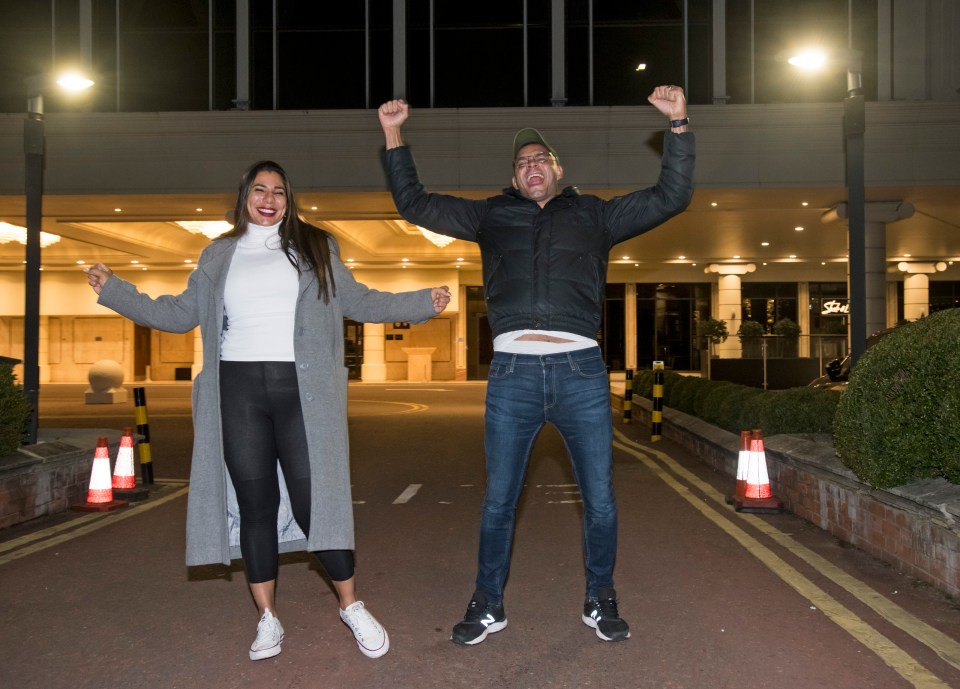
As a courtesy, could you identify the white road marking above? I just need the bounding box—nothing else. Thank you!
[393,484,423,504]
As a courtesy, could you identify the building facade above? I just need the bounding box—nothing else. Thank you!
[0,1,958,385]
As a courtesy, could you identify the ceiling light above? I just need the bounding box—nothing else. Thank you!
[0,222,61,247]
[418,226,455,248]
[635,63,647,71]
[802,202,809,206]
[761,242,770,247]
[114,208,122,212]
[176,220,232,239]
[795,226,804,231]
[402,258,409,262]
[678,256,686,260]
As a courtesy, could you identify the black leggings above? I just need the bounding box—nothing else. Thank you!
[219,360,354,584]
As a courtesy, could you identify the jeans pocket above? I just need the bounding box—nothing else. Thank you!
[488,361,512,380]
[573,353,608,379]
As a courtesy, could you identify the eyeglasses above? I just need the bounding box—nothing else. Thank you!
[514,153,555,170]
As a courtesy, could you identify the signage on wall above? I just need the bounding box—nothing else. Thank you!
[821,299,849,315]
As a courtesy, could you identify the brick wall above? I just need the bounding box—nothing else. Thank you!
[631,397,960,600]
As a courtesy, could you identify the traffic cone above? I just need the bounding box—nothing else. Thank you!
[734,429,784,514]
[72,437,128,513]
[113,427,136,489]
[726,430,752,504]
[112,427,150,501]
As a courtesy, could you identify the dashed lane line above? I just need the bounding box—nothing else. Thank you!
[0,486,189,567]
[393,484,423,504]
[613,430,952,689]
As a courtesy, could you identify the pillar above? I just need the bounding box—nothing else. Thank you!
[716,274,742,358]
[821,201,914,346]
[361,323,387,382]
[903,273,929,321]
[624,283,637,372]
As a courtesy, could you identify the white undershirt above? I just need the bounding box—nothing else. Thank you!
[220,221,300,361]
[493,329,598,354]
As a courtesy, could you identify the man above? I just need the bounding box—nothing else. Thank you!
[378,86,694,645]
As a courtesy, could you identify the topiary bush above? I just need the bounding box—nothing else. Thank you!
[834,309,960,487]
[631,367,840,437]
[0,365,32,456]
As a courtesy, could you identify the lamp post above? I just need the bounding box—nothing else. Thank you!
[842,55,866,365]
[788,49,867,366]
[22,72,93,445]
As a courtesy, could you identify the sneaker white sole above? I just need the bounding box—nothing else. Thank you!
[581,614,630,642]
[454,619,508,645]
[355,629,390,658]
[249,636,284,660]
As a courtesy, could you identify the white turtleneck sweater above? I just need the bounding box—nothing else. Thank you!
[220,221,300,361]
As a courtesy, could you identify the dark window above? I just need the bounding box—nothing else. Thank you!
[636,283,710,371]
[930,281,960,314]
[742,282,797,330]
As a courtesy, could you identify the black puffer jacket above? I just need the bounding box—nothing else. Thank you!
[383,132,695,339]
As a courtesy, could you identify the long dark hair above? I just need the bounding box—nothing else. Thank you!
[222,160,336,302]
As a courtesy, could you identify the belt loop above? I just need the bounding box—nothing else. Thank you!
[508,354,517,374]
[567,351,576,370]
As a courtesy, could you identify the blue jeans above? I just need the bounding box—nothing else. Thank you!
[476,347,617,604]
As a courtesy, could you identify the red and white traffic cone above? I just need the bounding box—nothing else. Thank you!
[72,437,128,512]
[112,427,136,490]
[726,430,751,505]
[734,429,784,514]
[112,426,150,501]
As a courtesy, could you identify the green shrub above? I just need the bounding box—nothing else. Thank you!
[834,309,960,487]
[0,365,32,456]
[756,387,839,435]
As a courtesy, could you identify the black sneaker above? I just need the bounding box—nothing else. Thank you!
[451,592,508,645]
[582,587,630,642]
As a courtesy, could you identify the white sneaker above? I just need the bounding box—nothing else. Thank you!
[249,608,284,660]
[339,601,390,658]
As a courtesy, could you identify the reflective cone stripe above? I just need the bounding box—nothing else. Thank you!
[87,437,114,504]
[744,429,773,499]
[112,427,136,489]
[735,430,751,499]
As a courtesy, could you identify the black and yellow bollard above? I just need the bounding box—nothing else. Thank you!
[622,369,634,424]
[133,387,155,485]
[651,361,664,442]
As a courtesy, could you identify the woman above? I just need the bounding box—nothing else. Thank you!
[84,160,450,661]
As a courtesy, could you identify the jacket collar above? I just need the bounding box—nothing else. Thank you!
[501,185,581,206]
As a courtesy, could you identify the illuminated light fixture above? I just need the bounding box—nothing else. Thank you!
[114,208,122,212]
[787,50,827,70]
[761,242,770,247]
[635,63,647,71]
[704,263,756,275]
[802,202,809,206]
[897,261,947,274]
[795,226,804,231]
[710,202,718,207]
[401,257,409,262]
[417,226,455,248]
[56,72,95,91]
[175,220,232,239]
[0,222,61,247]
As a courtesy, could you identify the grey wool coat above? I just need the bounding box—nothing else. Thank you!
[98,235,437,566]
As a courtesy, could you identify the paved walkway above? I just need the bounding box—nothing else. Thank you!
[3,383,960,689]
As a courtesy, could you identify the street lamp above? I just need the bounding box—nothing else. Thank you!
[788,48,867,366]
[23,72,94,445]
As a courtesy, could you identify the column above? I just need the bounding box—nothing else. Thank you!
[550,0,566,106]
[821,201,914,345]
[898,261,947,322]
[456,285,468,380]
[624,283,637,372]
[797,282,810,358]
[705,263,756,359]
[716,274,742,358]
[191,327,203,378]
[361,323,387,382]
[39,315,50,383]
[903,273,929,321]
